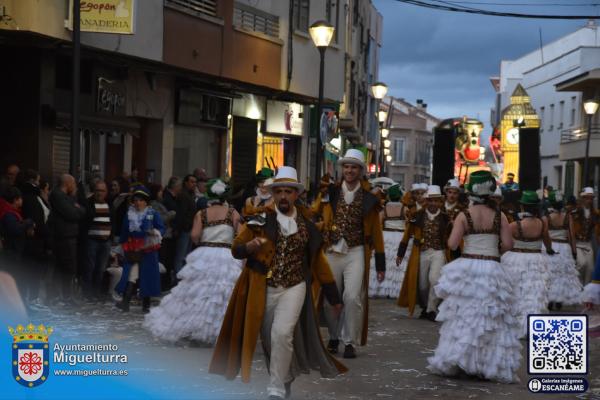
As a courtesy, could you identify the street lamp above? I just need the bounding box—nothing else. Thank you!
[384,139,392,148]
[309,20,335,194]
[381,128,389,138]
[371,82,388,100]
[583,99,599,187]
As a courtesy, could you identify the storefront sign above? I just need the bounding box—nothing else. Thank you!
[97,77,126,116]
[266,101,303,136]
[68,0,135,34]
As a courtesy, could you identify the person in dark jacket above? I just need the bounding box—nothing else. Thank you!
[0,186,35,300]
[19,169,50,307]
[173,174,197,273]
[162,176,180,212]
[48,174,86,305]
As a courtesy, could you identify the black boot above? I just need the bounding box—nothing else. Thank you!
[284,380,293,399]
[142,297,151,313]
[116,282,134,312]
[343,344,357,359]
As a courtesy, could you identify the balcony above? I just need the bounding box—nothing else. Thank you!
[559,125,600,161]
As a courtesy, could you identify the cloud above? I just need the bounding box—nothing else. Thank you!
[373,0,596,131]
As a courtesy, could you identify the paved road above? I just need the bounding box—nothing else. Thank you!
[29,298,600,400]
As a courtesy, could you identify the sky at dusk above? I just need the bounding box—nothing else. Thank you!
[373,0,600,134]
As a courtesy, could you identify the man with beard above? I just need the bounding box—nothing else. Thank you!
[209,166,346,400]
[321,149,385,359]
[396,185,450,321]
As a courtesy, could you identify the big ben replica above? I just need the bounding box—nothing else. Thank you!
[500,84,540,183]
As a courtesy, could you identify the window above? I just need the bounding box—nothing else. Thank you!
[165,0,218,18]
[393,138,405,162]
[549,104,555,131]
[293,0,310,32]
[396,173,405,188]
[570,96,577,126]
[540,106,545,132]
[559,100,565,129]
[234,2,280,38]
[326,0,339,43]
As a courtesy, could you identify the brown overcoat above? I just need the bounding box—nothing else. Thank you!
[322,180,386,346]
[208,206,347,383]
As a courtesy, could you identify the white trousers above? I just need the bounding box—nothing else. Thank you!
[576,242,595,285]
[324,246,365,346]
[261,281,306,398]
[419,249,446,313]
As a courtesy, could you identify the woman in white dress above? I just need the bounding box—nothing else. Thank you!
[545,190,582,310]
[369,184,409,298]
[428,170,521,383]
[143,179,243,344]
[501,190,553,338]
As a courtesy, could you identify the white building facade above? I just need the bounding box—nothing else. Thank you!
[491,22,600,195]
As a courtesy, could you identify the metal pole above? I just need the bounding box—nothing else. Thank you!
[313,46,326,193]
[379,126,384,176]
[584,113,592,187]
[70,0,81,176]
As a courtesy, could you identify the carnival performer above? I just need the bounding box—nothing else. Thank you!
[405,183,427,220]
[570,187,599,284]
[369,184,406,298]
[143,179,243,344]
[310,174,334,235]
[501,190,553,338]
[321,149,385,359]
[428,170,521,383]
[396,185,450,321]
[444,178,465,261]
[115,185,165,313]
[242,167,274,219]
[545,190,582,310]
[209,166,346,400]
[443,179,464,222]
[583,252,600,308]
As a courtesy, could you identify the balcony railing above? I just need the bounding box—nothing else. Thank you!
[234,2,280,38]
[560,125,600,144]
[165,0,218,18]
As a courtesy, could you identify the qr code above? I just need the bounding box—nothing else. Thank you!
[528,315,587,374]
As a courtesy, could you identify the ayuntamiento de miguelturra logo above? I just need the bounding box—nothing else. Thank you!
[9,323,52,388]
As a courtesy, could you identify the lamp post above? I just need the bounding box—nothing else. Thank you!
[70,0,81,175]
[371,82,388,176]
[583,99,599,188]
[309,20,335,194]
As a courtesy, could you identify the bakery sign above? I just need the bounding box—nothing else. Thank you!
[266,101,304,136]
[67,0,135,34]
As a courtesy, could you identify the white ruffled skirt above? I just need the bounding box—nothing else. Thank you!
[368,234,411,299]
[143,246,242,344]
[545,242,582,305]
[427,257,522,383]
[501,251,548,338]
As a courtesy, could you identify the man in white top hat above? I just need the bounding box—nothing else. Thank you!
[321,148,385,359]
[396,185,450,321]
[570,187,600,284]
[210,166,346,400]
[405,183,427,220]
[443,178,464,222]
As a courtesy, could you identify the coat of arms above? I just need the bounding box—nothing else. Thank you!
[9,323,53,387]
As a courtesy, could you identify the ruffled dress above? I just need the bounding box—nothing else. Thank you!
[545,217,582,305]
[143,208,242,344]
[428,210,521,383]
[501,220,549,338]
[369,211,411,298]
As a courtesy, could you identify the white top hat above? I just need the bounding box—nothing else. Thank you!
[425,185,443,198]
[418,183,429,191]
[580,187,595,197]
[411,183,420,192]
[266,166,304,192]
[337,148,366,171]
[445,179,460,191]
